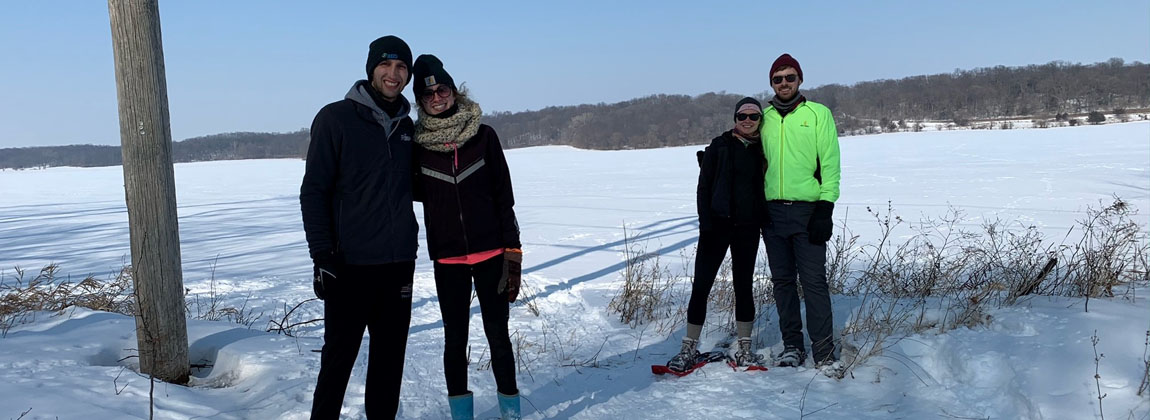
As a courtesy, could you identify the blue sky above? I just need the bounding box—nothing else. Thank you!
[0,1,1146,148]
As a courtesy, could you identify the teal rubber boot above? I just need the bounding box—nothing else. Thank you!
[448,391,474,420]
[498,392,521,420]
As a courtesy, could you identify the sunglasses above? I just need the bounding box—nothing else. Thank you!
[771,74,798,85]
[736,113,761,121]
[421,85,452,100]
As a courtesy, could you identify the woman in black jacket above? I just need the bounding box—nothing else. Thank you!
[666,97,769,372]
[411,54,522,420]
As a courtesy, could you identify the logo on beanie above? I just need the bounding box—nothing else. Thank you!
[381,53,399,60]
[424,76,437,86]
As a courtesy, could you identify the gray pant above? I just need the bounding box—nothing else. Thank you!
[762,201,836,364]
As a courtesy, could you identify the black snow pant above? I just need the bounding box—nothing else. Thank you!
[311,261,415,420]
[762,201,836,364]
[687,218,761,326]
[434,255,518,397]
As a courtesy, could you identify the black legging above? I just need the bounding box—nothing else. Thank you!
[687,220,760,326]
[434,255,518,396]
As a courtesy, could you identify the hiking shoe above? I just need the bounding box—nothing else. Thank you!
[732,338,765,367]
[816,359,845,379]
[776,346,806,367]
[666,337,699,372]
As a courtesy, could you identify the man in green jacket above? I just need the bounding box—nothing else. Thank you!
[759,53,843,377]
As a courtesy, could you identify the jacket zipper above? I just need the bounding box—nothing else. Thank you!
[383,116,402,159]
[778,113,785,198]
[452,144,470,254]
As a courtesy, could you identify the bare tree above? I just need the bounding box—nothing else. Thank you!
[108,0,189,384]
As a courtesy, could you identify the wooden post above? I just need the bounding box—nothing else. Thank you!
[108,0,189,384]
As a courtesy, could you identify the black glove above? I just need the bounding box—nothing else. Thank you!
[807,200,835,244]
[312,254,338,300]
[499,249,523,303]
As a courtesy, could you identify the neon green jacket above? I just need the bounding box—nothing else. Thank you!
[759,100,841,202]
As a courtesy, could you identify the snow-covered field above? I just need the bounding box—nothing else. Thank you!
[0,122,1148,419]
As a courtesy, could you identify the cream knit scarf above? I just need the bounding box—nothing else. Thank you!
[414,96,482,153]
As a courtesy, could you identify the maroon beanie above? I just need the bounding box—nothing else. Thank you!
[770,53,803,81]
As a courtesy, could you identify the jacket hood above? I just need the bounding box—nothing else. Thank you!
[345,80,411,134]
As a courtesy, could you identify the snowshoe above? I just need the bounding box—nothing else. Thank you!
[653,349,728,377]
[816,359,845,379]
[776,346,806,367]
[731,338,767,367]
[665,337,699,373]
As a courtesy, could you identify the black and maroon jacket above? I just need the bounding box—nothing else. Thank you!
[414,124,521,260]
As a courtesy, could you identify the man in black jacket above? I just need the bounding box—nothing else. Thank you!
[300,35,419,419]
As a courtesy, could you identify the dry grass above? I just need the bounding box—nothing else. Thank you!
[185,258,262,328]
[1,257,286,337]
[1,263,134,336]
[606,225,689,332]
[607,197,1148,380]
[835,197,1147,376]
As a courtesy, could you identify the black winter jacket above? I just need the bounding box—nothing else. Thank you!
[300,81,419,265]
[414,124,521,260]
[697,130,768,231]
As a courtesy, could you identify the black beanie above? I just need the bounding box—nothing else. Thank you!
[365,35,413,82]
[734,97,762,120]
[412,54,456,97]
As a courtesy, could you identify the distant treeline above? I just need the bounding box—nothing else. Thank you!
[488,58,1149,149]
[3,59,1146,169]
[1,130,309,170]
[821,58,1148,134]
